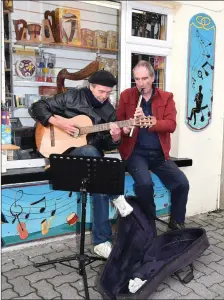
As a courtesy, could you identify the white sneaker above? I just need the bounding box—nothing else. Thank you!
[93,241,112,258]
[128,278,147,293]
[112,195,133,217]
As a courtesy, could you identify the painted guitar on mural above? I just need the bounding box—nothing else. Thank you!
[35,115,153,158]
[186,13,216,131]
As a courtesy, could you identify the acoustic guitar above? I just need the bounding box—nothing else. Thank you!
[35,114,152,158]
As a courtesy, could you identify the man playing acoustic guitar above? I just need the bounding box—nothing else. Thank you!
[29,70,133,258]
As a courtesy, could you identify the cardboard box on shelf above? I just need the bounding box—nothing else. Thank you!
[55,8,81,46]
[93,30,107,49]
[81,28,94,47]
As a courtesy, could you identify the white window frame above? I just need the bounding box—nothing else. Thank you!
[126,44,172,92]
[126,2,173,48]
[119,1,173,93]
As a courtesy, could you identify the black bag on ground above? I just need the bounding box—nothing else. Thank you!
[97,196,209,299]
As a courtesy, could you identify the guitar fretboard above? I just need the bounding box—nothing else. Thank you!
[80,119,134,134]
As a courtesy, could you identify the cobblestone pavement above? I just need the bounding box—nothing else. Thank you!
[2,210,224,299]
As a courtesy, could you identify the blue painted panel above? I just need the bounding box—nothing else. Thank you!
[1,174,170,247]
[186,13,216,131]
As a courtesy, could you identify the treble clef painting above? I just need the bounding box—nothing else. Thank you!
[186,13,216,131]
[10,190,29,240]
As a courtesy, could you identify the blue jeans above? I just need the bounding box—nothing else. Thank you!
[69,145,112,245]
[126,148,189,223]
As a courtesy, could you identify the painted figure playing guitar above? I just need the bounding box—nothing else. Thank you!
[29,70,133,259]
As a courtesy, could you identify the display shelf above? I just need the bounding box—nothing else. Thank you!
[14,80,56,87]
[15,40,118,54]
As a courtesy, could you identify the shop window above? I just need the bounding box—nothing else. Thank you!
[131,53,166,89]
[119,2,172,92]
[132,9,167,40]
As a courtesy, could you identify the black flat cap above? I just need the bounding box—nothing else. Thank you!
[88,70,117,87]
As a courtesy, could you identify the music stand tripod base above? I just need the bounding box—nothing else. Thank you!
[34,155,125,300]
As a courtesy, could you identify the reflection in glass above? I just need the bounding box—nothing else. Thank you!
[132,9,167,40]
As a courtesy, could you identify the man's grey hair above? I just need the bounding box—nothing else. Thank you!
[89,83,96,88]
[133,60,155,77]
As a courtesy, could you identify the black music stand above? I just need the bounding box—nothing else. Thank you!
[34,154,125,300]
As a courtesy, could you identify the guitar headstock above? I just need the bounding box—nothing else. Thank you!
[134,116,153,128]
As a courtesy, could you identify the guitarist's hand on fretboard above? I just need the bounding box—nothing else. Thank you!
[109,123,121,142]
[48,115,79,136]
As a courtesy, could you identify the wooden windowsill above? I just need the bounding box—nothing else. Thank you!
[2,144,20,151]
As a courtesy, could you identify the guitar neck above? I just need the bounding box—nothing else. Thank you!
[80,119,134,135]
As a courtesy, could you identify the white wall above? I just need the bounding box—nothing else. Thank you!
[220,121,224,209]
[170,1,224,216]
[174,1,224,12]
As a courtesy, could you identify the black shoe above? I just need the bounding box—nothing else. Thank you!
[168,219,185,230]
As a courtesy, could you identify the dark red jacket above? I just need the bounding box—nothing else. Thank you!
[116,87,177,160]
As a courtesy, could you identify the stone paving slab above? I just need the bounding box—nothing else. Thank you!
[2,210,224,299]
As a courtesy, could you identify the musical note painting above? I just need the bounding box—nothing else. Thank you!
[1,176,170,247]
[186,13,216,131]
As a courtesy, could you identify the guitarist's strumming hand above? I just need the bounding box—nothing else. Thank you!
[110,123,121,142]
[48,115,79,136]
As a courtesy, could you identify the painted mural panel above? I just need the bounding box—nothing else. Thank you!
[186,13,215,131]
[2,174,170,247]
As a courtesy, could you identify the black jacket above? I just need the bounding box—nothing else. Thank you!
[29,87,120,153]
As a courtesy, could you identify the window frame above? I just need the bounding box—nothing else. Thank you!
[126,2,173,48]
[126,44,172,91]
[119,1,173,92]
